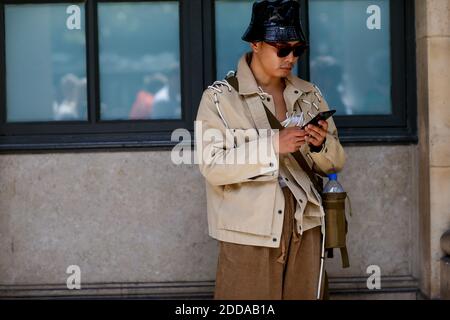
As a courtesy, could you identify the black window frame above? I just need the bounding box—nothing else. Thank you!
[0,0,204,151]
[206,0,417,144]
[0,0,417,152]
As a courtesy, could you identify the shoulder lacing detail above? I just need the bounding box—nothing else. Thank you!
[256,86,270,100]
[207,80,233,130]
[207,80,233,94]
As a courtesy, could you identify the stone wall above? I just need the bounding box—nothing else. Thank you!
[416,0,450,299]
[0,146,419,298]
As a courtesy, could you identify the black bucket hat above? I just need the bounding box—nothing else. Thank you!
[242,0,308,44]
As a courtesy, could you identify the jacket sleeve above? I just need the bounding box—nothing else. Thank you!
[195,89,279,186]
[306,86,346,177]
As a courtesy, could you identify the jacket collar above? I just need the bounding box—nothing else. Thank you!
[235,51,315,96]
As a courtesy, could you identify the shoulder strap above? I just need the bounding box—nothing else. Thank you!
[225,71,239,92]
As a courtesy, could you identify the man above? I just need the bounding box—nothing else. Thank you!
[195,0,346,300]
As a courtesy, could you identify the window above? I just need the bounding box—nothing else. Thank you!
[0,0,202,151]
[212,0,417,143]
[98,2,181,120]
[0,1,416,151]
[5,4,88,122]
[309,0,392,116]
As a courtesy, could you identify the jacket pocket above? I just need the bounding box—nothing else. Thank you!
[217,181,276,236]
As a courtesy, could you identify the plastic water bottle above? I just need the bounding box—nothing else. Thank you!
[322,172,348,267]
[323,173,345,193]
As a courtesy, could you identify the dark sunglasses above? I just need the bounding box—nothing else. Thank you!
[264,42,308,58]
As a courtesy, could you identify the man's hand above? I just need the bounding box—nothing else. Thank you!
[272,127,308,155]
[305,120,328,147]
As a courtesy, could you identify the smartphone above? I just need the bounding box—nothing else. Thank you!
[300,110,336,129]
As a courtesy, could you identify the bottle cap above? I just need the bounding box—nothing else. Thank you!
[328,173,338,181]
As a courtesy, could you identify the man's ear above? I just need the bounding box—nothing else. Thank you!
[250,41,260,53]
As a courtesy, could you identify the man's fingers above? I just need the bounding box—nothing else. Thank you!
[294,140,305,149]
[305,136,321,146]
[289,128,307,137]
[306,128,323,141]
[318,120,329,130]
[307,124,326,136]
[291,136,305,144]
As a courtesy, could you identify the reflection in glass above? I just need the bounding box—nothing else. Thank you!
[309,0,392,115]
[215,0,299,80]
[98,2,181,120]
[5,4,88,122]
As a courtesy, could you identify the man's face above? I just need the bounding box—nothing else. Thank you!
[251,41,300,78]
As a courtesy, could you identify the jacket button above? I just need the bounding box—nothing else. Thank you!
[267,97,271,102]
[294,90,299,94]
[299,198,303,203]
[269,162,274,167]
[278,210,282,214]
[285,178,289,181]
[272,238,277,242]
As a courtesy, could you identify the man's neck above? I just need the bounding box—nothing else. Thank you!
[249,54,286,94]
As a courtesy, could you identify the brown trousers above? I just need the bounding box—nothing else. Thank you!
[214,187,328,300]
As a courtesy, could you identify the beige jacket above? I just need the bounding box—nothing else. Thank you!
[195,52,346,248]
